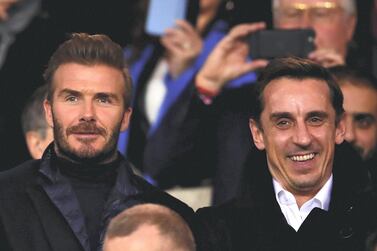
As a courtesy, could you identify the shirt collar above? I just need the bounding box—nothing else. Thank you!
[273,174,333,211]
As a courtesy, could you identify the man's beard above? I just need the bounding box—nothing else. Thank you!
[52,116,121,164]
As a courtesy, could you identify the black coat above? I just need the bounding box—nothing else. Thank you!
[196,143,377,251]
[0,145,195,251]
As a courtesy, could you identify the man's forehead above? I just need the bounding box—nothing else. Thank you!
[262,77,332,112]
[278,0,339,5]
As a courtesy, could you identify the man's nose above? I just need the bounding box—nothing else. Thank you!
[298,12,313,28]
[293,123,312,147]
[344,119,356,143]
[80,102,96,122]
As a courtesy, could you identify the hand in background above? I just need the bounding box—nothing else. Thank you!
[308,48,345,68]
[161,20,203,78]
[196,22,268,95]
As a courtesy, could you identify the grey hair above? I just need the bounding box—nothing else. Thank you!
[272,0,356,16]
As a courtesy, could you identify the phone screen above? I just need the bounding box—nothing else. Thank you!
[249,29,315,59]
[145,0,188,36]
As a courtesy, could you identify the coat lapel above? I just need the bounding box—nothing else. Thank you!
[26,184,85,251]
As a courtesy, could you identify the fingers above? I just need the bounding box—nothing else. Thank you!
[217,22,266,53]
[228,59,269,80]
[162,19,202,54]
[160,35,182,54]
[174,19,197,35]
[308,49,345,68]
[225,22,266,44]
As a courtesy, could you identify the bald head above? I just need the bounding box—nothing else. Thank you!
[104,204,196,251]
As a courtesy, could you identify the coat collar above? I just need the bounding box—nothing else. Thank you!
[32,143,144,251]
[239,142,371,213]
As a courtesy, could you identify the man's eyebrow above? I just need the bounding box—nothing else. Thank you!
[57,88,81,97]
[270,112,293,120]
[306,111,329,119]
[95,92,120,101]
[353,113,375,121]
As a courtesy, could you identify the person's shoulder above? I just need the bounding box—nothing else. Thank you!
[0,159,40,191]
[196,198,258,230]
[132,173,194,212]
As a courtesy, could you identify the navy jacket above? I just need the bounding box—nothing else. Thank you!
[0,144,195,251]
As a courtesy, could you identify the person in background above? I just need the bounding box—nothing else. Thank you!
[273,0,356,67]
[0,33,194,251]
[21,84,53,159]
[0,0,66,170]
[118,0,259,192]
[330,66,377,185]
[104,203,196,251]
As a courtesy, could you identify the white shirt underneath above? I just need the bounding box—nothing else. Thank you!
[273,175,333,231]
[144,59,168,124]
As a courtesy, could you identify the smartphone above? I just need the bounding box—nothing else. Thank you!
[249,29,315,59]
[145,0,188,36]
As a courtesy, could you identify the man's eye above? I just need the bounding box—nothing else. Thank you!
[98,97,111,104]
[355,118,374,129]
[354,115,375,129]
[276,119,291,128]
[308,117,323,126]
[66,96,78,102]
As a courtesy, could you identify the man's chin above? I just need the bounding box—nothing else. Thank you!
[56,144,117,164]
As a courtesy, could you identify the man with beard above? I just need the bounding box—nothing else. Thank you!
[330,66,377,186]
[0,33,195,251]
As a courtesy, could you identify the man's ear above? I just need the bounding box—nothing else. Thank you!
[43,99,54,128]
[249,118,265,150]
[120,107,132,132]
[345,14,357,43]
[25,131,44,159]
[335,114,346,145]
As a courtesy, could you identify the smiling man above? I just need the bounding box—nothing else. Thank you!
[196,57,377,251]
[0,33,195,251]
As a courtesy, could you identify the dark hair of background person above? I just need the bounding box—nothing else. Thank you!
[251,57,344,126]
[43,33,133,108]
[105,203,196,251]
[329,65,377,91]
[20,84,48,138]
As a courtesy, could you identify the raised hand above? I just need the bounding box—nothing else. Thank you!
[161,20,203,78]
[196,22,269,95]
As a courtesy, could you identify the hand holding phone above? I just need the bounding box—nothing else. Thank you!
[249,29,315,59]
[145,0,188,36]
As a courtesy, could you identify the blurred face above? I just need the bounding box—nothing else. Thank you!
[0,0,17,21]
[44,63,131,164]
[250,78,345,196]
[274,0,356,57]
[25,127,53,159]
[103,224,184,251]
[341,83,377,160]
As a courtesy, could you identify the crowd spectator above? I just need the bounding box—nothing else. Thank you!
[21,84,53,159]
[104,203,196,251]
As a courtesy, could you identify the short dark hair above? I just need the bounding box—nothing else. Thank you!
[251,57,344,126]
[105,204,196,251]
[329,65,377,91]
[43,33,132,108]
[21,85,49,138]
